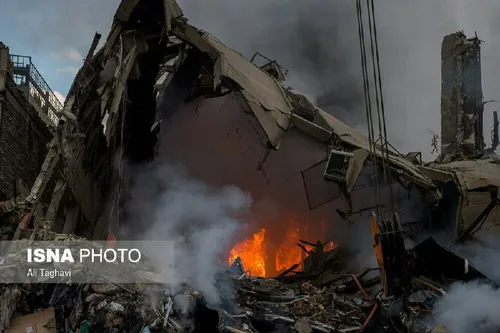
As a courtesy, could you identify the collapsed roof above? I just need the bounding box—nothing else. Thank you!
[151,0,441,199]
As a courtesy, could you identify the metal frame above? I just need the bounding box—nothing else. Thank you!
[9,54,62,125]
[323,149,354,182]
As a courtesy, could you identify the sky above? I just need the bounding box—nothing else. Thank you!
[1,0,500,160]
[0,0,120,102]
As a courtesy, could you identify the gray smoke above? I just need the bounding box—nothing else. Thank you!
[456,237,500,283]
[124,162,252,304]
[178,0,500,160]
[432,280,500,333]
[179,0,363,126]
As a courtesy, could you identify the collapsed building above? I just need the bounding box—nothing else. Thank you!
[0,0,499,332]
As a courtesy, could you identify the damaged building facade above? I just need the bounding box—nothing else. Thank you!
[0,43,56,237]
[0,44,55,202]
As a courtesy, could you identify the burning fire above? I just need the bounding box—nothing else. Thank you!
[228,228,266,277]
[228,220,336,278]
[276,226,301,272]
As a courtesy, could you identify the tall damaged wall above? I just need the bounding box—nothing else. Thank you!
[440,32,484,160]
[0,43,52,201]
[38,0,167,240]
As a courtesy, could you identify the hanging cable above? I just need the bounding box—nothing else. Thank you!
[365,0,388,217]
[356,0,382,218]
[369,0,395,212]
[357,0,397,219]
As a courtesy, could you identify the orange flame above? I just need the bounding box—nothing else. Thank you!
[228,221,336,278]
[228,228,266,277]
[276,224,301,272]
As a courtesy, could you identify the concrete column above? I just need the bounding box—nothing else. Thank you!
[0,42,9,92]
[440,32,484,161]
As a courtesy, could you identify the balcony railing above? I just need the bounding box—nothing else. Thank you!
[9,54,62,126]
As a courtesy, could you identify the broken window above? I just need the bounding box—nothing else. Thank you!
[324,149,353,184]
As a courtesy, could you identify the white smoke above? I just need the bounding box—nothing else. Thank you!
[429,238,500,332]
[124,162,252,304]
[456,238,500,283]
[432,280,500,333]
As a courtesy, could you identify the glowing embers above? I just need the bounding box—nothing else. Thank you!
[228,228,266,277]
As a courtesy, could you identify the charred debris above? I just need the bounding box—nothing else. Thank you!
[0,0,499,332]
[0,229,495,333]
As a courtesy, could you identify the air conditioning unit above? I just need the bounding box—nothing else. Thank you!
[324,149,354,183]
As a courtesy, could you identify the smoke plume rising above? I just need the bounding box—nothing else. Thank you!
[123,162,252,304]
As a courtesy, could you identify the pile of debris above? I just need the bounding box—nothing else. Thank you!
[0,227,493,333]
[230,271,379,332]
[0,259,382,333]
[0,282,175,333]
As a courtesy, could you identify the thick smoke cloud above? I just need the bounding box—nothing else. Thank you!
[123,162,252,304]
[432,281,500,333]
[178,0,500,160]
[179,0,364,126]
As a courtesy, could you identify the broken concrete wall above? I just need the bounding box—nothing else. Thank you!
[440,32,484,160]
[43,1,166,241]
[426,158,500,239]
[0,43,52,201]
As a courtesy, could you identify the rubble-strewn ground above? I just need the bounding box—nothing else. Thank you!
[2,236,485,333]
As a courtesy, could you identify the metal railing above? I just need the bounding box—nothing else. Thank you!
[9,54,63,126]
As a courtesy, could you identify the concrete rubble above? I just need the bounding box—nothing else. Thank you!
[0,228,491,332]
